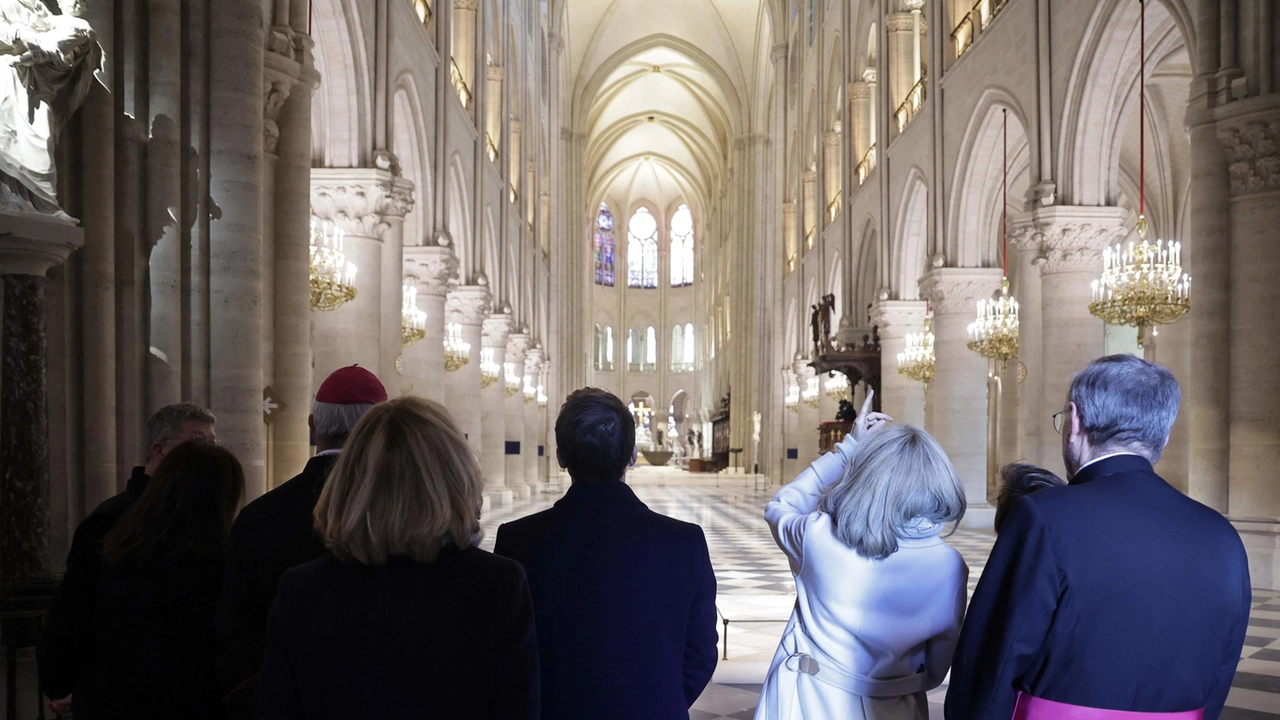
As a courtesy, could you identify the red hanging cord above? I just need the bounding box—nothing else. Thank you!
[1139,0,1145,217]
[1002,108,1008,278]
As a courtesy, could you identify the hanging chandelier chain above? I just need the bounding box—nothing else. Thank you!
[1140,0,1145,217]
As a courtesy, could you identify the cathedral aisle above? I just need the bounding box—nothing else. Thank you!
[479,467,1280,720]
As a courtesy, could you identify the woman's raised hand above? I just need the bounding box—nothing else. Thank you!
[852,390,893,443]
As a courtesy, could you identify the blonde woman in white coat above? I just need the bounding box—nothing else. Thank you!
[755,392,968,720]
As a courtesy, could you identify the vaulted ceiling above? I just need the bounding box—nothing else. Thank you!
[558,0,774,212]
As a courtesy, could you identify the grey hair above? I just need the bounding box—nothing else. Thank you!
[1068,354,1180,463]
[145,403,217,448]
[311,400,377,443]
[818,424,966,560]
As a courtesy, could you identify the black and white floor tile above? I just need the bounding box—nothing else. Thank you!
[480,467,1280,720]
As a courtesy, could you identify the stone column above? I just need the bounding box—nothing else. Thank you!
[403,243,458,402]
[1032,207,1127,477]
[481,311,512,504]
[271,31,318,487]
[310,169,413,392]
[452,0,478,103]
[210,0,267,492]
[920,267,1002,528]
[484,64,503,157]
[523,345,544,489]
[801,170,817,248]
[380,179,414,385]
[1219,106,1280,520]
[850,81,872,170]
[870,299,927,426]
[823,131,841,215]
[1007,221,1045,467]
[445,283,491,451]
[886,12,915,117]
[505,332,531,494]
[783,200,798,268]
[0,217,82,584]
[508,120,522,199]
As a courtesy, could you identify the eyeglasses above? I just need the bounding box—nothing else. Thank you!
[1052,411,1066,434]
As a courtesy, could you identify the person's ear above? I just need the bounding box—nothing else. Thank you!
[556,448,567,470]
[150,441,166,462]
[308,414,314,433]
[629,445,638,468]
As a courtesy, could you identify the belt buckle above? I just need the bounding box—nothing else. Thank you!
[787,653,820,676]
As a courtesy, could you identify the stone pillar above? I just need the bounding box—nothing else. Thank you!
[870,299,927,426]
[481,311,512,504]
[1031,207,1127,477]
[484,64,503,158]
[783,200,798,267]
[524,345,544,488]
[452,0,478,102]
[850,81,872,169]
[823,131,841,214]
[886,12,915,116]
[270,31,317,488]
[505,332,531,494]
[801,170,817,247]
[508,120,522,199]
[445,283,491,451]
[1219,106,1280,520]
[310,169,413,392]
[1007,221,1045,467]
[0,217,82,584]
[146,0,185,409]
[403,243,458,402]
[380,181,414,385]
[210,0,267,492]
[920,267,1002,528]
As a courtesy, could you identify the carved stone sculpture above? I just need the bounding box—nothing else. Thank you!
[0,0,101,216]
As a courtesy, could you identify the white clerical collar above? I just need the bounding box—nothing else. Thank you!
[316,448,341,457]
[1076,451,1140,473]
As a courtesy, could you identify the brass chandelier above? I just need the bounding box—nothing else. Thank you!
[824,371,850,402]
[897,312,935,391]
[401,284,426,346]
[522,375,537,404]
[801,376,821,409]
[504,362,522,397]
[443,322,471,372]
[1088,0,1189,346]
[480,348,501,388]
[967,109,1019,371]
[785,382,800,413]
[309,218,357,312]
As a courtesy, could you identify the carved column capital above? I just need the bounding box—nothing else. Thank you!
[525,346,545,374]
[802,169,817,184]
[505,332,531,364]
[404,245,459,297]
[823,131,842,146]
[770,43,788,64]
[310,168,416,238]
[782,200,797,215]
[548,32,565,55]
[1011,206,1129,275]
[919,267,1003,316]
[446,284,492,326]
[1218,118,1280,197]
[869,300,928,339]
[510,120,523,135]
[886,12,916,32]
[483,312,513,348]
[454,0,478,10]
[848,81,872,100]
[486,65,504,82]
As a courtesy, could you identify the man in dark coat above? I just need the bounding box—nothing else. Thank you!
[494,387,718,720]
[215,365,386,719]
[946,355,1251,720]
[37,403,217,714]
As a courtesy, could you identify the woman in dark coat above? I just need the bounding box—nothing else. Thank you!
[257,396,539,720]
[74,440,245,719]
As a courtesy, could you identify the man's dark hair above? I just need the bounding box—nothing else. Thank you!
[555,388,635,485]
[994,463,1066,533]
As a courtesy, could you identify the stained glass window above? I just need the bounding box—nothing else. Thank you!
[594,203,615,286]
[627,208,659,289]
[645,326,657,366]
[670,204,694,287]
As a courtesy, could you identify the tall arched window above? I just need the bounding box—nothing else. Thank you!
[683,323,694,366]
[645,326,657,368]
[604,326,614,370]
[593,324,603,370]
[670,204,694,287]
[627,208,659,288]
[594,203,615,286]
[627,328,636,367]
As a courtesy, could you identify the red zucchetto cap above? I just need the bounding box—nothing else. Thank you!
[315,365,388,405]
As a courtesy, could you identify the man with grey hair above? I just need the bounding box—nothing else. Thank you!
[216,365,386,719]
[947,355,1250,720]
[39,403,216,711]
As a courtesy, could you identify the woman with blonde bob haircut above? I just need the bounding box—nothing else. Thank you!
[756,392,969,720]
[257,397,539,720]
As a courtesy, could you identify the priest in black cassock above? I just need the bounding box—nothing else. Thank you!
[946,355,1250,720]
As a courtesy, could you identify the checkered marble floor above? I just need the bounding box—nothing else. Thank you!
[482,467,1280,720]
